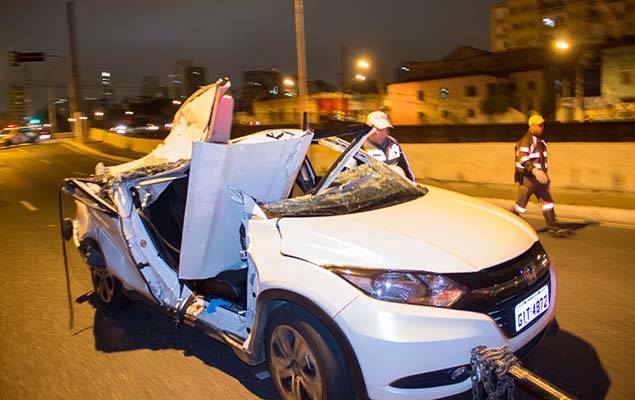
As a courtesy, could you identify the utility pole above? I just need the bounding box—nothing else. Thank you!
[66,1,84,141]
[293,0,309,126]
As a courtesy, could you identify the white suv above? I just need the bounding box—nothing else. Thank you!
[61,80,555,400]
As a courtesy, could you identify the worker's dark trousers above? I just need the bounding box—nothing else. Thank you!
[512,176,558,227]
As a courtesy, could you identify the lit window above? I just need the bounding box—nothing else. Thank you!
[542,17,555,27]
[440,88,450,100]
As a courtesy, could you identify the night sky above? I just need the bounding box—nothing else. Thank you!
[0,0,499,112]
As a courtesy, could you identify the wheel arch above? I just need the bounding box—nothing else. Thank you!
[251,288,369,400]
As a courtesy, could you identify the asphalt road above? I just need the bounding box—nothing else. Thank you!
[0,141,633,400]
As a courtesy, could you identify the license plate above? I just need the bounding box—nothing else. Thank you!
[514,285,549,332]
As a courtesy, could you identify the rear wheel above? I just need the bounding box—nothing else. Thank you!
[91,266,129,311]
[266,303,353,400]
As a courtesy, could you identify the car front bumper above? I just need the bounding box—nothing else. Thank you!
[334,268,557,400]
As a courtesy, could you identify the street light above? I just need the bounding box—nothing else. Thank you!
[283,78,295,87]
[554,40,570,50]
[357,59,370,69]
[355,74,367,81]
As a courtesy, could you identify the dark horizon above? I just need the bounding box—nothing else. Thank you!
[0,0,498,112]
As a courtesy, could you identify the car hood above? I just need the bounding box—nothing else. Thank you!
[277,186,538,273]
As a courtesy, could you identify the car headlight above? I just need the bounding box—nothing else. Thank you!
[327,267,466,307]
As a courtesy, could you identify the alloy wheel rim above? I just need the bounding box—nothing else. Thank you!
[269,325,323,400]
[92,268,114,303]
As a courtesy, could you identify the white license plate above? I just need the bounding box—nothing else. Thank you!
[514,285,549,332]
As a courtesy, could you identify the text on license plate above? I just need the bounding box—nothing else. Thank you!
[514,285,549,332]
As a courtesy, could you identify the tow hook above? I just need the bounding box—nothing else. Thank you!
[470,346,576,400]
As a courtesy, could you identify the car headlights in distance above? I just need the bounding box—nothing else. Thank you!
[328,267,466,307]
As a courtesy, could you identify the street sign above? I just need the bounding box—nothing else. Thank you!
[8,51,46,67]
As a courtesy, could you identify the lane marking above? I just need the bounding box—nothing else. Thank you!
[40,159,53,164]
[19,200,39,211]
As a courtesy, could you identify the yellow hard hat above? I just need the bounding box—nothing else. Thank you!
[528,114,545,126]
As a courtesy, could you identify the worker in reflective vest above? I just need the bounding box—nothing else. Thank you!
[364,111,415,181]
[512,115,569,235]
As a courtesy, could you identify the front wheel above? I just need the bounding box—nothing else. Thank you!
[266,303,353,400]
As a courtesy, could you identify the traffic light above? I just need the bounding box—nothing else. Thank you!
[8,51,46,67]
[9,51,18,67]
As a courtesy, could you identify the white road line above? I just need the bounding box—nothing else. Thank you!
[40,159,53,164]
[19,200,39,211]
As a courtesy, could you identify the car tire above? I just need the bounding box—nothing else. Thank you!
[90,266,129,311]
[265,303,353,400]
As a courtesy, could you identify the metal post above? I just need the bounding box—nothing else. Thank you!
[293,0,309,126]
[23,64,32,121]
[66,1,83,141]
[508,364,576,400]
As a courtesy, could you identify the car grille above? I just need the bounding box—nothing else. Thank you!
[448,241,552,338]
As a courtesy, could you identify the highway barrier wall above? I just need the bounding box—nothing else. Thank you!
[88,128,635,193]
[89,128,162,154]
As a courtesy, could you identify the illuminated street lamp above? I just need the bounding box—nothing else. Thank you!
[357,59,370,69]
[124,110,134,115]
[172,99,182,105]
[355,74,367,81]
[283,78,295,87]
[94,111,104,117]
[554,40,570,50]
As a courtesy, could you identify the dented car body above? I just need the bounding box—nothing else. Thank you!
[61,80,556,400]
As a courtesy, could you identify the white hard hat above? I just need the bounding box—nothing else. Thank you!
[366,111,393,130]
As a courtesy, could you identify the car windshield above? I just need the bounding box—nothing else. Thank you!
[261,156,427,218]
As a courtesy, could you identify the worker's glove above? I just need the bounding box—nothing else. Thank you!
[533,169,549,184]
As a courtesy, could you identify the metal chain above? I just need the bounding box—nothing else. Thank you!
[471,346,518,400]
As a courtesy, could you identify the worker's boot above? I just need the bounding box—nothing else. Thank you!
[543,209,572,237]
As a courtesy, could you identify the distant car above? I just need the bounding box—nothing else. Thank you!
[62,80,556,400]
[0,126,46,147]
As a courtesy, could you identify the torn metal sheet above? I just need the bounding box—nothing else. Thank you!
[179,130,313,280]
[107,82,226,177]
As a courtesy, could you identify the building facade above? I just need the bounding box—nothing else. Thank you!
[491,0,635,51]
[100,70,115,103]
[391,46,560,124]
[8,85,27,124]
[250,92,380,125]
[168,60,206,100]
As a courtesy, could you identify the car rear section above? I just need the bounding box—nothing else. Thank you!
[333,242,556,400]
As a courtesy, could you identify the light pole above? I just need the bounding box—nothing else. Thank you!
[293,0,309,125]
[66,1,84,142]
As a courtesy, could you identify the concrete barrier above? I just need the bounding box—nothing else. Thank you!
[90,128,635,194]
[308,142,635,193]
[88,128,162,154]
